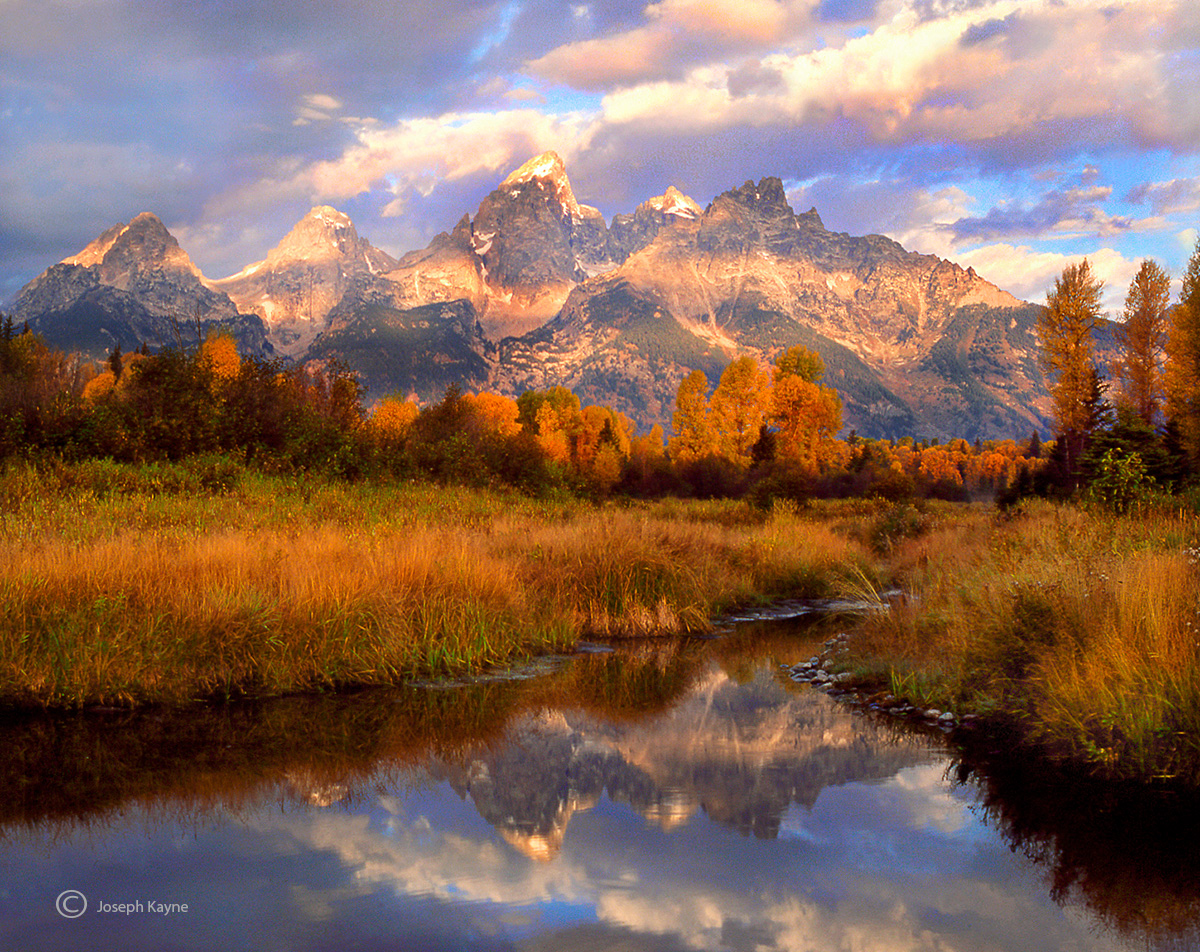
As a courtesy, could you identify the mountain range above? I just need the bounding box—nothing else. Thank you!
[10,152,1058,440]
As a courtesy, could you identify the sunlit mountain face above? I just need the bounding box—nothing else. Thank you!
[14,153,1072,439]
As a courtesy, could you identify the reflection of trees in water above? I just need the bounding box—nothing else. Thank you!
[952,744,1200,951]
[0,628,935,862]
[0,683,525,839]
[0,638,711,839]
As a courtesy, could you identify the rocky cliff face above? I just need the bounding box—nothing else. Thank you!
[308,296,494,403]
[213,206,397,357]
[495,176,1049,439]
[609,185,704,261]
[380,151,619,340]
[10,157,1056,439]
[14,212,271,358]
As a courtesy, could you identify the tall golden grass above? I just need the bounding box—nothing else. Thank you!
[845,499,1200,782]
[0,461,872,707]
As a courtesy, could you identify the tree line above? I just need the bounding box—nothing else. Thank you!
[0,317,1042,502]
[2,246,1197,507]
[1028,240,1200,506]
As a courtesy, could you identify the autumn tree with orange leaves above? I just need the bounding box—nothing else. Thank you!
[1113,259,1170,426]
[769,346,843,472]
[1166,241,1200,465]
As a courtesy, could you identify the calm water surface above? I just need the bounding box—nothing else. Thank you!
[1,617,1197,951]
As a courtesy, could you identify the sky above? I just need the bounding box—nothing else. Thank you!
[3,0,1200,316]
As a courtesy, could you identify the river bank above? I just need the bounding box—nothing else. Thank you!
[3,458,1198,787]
[820,499,1200,786]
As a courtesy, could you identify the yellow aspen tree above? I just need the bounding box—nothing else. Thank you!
[532,397,583,466]
[461,392,521,439]
[708,356,771,466]
[669,369,713,462]
[1038,259,1105,479]
[82,371,117,402]
[517,387,582,467]
[769,346,842,470]
[1165,240,1200,464]
[628,424,668,482]
[370,396,420,442]
[1113,259,1170,425]
[200,332,241,383]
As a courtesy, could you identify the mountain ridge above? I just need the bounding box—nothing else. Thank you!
[13,211,273,358]
[212,205,398,357]
[11,155,1056,439]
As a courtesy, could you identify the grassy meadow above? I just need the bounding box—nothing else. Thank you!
[838,498,1200,784]
[0,457,869,708]
[3,456,1199,785]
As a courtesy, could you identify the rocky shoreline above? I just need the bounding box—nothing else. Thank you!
[785,632,977,733]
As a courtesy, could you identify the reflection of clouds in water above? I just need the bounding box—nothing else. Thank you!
[808,762,970,836]
[251,775,1130,952]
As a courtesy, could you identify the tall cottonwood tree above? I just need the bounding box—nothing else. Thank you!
[1113,259,1170,426]
[770,346,842,470]
[668,369,712,462]
[708,356,771,467]
[1165,240,1200,466]
[1038,259,1105,484]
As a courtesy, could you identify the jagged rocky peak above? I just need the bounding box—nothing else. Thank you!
[495,150,583,220]
[14,211,272,359]
[459,150,615,337]
[264,205,393,269]
[713,176,796,221]
[62,211,200,278]
[695,176,800,253]
[796,206,825,230]
[500,150,570,189]
[609,185,704,261]
[645,185,703,219]
[211,205,398,358]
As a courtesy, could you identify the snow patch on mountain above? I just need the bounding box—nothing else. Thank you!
[648,187,702,220]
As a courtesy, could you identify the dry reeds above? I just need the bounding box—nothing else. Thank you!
[0,462,873,707]
[844,499,1200,782]
[0,524,566,706]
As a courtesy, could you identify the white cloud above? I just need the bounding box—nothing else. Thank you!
[575,0,1194,163]
[296,109,595,215]
[527,0,799,89]
[956,242,1140,314]
[246,757,1128,952]
[1129,178,1200,216]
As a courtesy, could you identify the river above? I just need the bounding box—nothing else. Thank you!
[1,612,1197,951]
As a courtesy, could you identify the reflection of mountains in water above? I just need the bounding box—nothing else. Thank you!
[433,666,934,860]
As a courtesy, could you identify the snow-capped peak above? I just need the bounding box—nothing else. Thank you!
[306,205,353,230]
[646,186,702,219]
[501,151,568,188]
[498,151,581,217]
